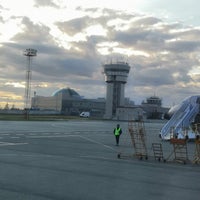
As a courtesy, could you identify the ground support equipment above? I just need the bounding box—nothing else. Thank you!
[169,138,189,164]
[127,120,148,160]
[152,143,166,162]
[193,137,200,164]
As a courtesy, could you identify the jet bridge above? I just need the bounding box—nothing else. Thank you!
[160,96,200,140]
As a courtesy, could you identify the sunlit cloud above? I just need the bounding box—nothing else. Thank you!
[5,82,24,88]
[1,1,200,108]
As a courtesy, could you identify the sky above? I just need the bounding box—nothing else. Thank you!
[1,0,200,108]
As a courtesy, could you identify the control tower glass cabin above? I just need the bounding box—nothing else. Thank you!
[103,62,130,119]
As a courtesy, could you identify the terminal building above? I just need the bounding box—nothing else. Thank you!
[31,62,169,120]
[141,96,169,119]
[31,88,105,117]
[31,61,137,119]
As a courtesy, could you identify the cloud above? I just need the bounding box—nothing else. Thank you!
[1,6,200,107]
[166,40,200,52]
[11,17,53,44]
[134,67,175,86]
[55,16,92,36]
[34,0,60,8]
[0,16,4,23]
[1,16,101,84]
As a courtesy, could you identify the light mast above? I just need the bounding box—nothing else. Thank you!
[23,48,37,119]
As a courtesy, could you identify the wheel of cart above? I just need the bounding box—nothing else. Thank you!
[117,153,121,159]
[135,153,148,160]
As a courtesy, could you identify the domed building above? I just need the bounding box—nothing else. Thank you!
[52,88,82,100]
[31,88,105,117]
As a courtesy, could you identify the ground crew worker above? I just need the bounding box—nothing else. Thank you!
[113,124,122,146]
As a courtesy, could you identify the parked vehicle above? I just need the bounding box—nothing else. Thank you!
[80,112,90,118]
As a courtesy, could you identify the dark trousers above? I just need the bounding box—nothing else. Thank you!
[115,135,120,145]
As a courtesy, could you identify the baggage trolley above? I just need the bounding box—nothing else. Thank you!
[193,136,200,164]
[128,120,148,160]
[152,143,166,162]
[169,138,189,164]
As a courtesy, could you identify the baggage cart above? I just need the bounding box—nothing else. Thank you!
[152,143,166,162]
[193,136,200,164]
[128,120,148,160]
[169,138,189,164]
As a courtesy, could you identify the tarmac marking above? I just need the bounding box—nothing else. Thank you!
[29,133,37,136]
[80,155,117,161]
[25,134,116,152]
[0,142,28,146]
[0,153,54,158]
[42,133,50,135]
[26,134,78,138]
[0,153,20,156]
[78,135,117,152]
[16,133,25,136]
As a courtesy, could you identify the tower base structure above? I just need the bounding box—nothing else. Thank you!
[103,61,130,119]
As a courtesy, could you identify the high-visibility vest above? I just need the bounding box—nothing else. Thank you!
[115,128,121,136]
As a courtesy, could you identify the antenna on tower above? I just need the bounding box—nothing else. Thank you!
[23,48,37,120]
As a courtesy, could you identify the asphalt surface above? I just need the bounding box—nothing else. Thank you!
[0,120,199,200]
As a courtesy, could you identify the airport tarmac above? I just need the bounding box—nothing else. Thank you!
[0,120,199,200]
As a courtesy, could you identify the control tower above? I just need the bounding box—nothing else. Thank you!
[103,61,131,119]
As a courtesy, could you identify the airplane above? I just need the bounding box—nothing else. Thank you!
[160,95,200,140]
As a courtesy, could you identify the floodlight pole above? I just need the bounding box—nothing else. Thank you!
[23,48,37,120]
